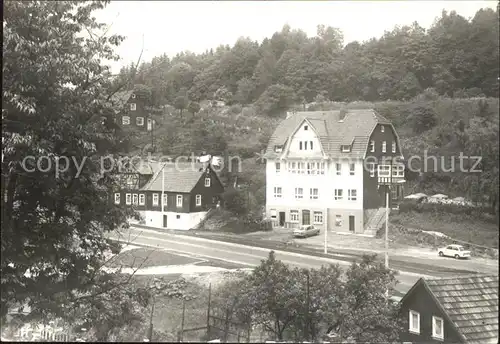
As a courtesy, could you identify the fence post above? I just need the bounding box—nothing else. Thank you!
[206,283,212,340]
[180,298,186,342]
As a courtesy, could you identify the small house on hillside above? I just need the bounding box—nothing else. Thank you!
[110,90,155,131]
[399,274,498,344]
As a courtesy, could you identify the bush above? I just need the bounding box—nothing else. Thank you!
[407,105,438,134]
[221,188,247,216]
[229,104,242,115]
[399,200,493,220]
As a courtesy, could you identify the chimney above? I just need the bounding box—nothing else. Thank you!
[286,109,297,119]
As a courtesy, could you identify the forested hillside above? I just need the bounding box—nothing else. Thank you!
[113,8,498,110]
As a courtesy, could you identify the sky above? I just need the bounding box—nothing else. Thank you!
[95,1,497,73]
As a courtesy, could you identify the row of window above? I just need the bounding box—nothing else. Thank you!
[298,140,314,151]
[122,116,146,126]
[114,193,202,207]
[409,310,444,340]
[369,140,397,153]
[285,162,326,175]
[273,187,357,201]
[289,210,323,224]
[278,162,404,178]
[271,210,351,227]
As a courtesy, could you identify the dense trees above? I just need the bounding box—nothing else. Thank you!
[116,7,498,113]
[212,252,403,342]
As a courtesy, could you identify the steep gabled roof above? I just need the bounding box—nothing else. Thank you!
[141,162,208,193]
[264,109,394,160]
[109,90,133,114]
[401,274,499,344]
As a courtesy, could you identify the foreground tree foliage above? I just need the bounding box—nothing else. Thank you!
[1,0,144,332]
[212,252,404,342]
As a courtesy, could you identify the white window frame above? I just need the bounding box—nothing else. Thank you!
[318,162,325,175]
[309,188,319,200]
[381,125,385,133]
[349,163,355,176]
[273,187,282,198]
[126,193,132,205]
[335,163,341,176]
[114,193,120,205]
[195,194,202,206]
[136,116,144,126]
[275,162,281,174]
[298,162,306,174]
[288,162,296,174]
[348,189,357,201]
[299,141,303,150]
[304,141,308,150]
[294,188,303,200]
[378,165,391,177]
[409,310,420,334]
[382,141,387,153]
[290,210,299,223]
[270,209,277,219]
[392,141,396,153]
[334,189,343,200]
[369,140,375,152]
[335,215,342,227]
[205,178,211,187]
[313,211,323,224]
[162,194,168,208]
[341,145,351,152]
[368,163,376,177]
[304,125,308,131]
[152,193,159,206]
[132,194,138,205]
[432,316,444,340]
[139,194,145,205]
[122,116,130,125]
[176,195,183,207]
[130,103,136,111]
[392,164,404,177]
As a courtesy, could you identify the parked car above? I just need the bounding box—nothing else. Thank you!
[293,225,320,238]
[438,244,471,259]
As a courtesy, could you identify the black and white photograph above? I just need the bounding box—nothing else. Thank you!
[1,0,499,342]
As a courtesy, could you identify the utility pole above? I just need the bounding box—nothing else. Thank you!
[324,224,328,254]
[306,271,311,342]
[384,157,393,298]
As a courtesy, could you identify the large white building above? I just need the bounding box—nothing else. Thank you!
[263,109,405,235]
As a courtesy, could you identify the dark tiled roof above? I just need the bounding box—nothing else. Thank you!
[109,90,133,113]
[141,162,207,193]
[424,274,499,344]
[264,109,393,160]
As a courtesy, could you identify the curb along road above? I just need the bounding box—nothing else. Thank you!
[122,225,482,277]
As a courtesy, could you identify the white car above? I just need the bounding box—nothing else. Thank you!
[293,225,320,238]
[438,244,471,259]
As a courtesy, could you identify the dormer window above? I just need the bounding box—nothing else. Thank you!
[274,145,283,153]
[304,125,308,131]
[341,145,351,152]
[381,125,385,133]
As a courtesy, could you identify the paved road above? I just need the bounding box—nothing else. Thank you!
[109,227,495,297]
